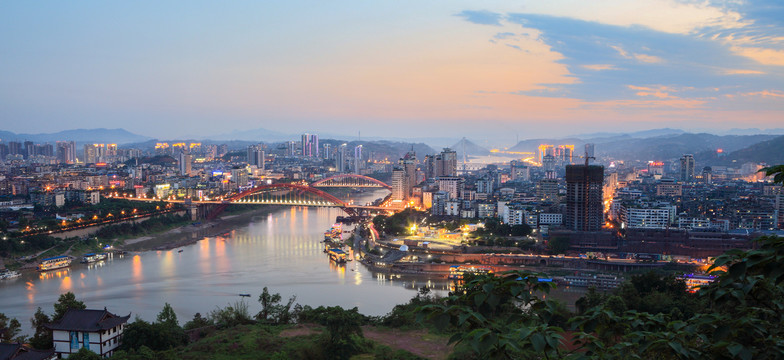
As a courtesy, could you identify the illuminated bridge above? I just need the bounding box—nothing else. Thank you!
[311,174,391,190]
[119,182,394,220]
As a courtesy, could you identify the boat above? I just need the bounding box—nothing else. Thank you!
[0,270,21,280]
[80,253,108,263]
[448,265,493,280]
[324,223,343,241]
[327,248,347,264]
[239,293,251,297]
[178,249,184,253]
[37,255,72,271]
[563,273,623,289]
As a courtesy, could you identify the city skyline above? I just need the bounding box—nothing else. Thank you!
[2,1,783,139]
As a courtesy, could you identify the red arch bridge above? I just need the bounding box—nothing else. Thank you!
[120,183,393,220]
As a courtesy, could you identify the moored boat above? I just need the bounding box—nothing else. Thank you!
[0,269,21,280]
[37,255,72,271]
[80,253,108,263]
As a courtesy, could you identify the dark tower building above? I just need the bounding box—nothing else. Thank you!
[565,164,604,231]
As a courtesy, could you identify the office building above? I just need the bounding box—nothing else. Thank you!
[353,145,363,174]
[680,154,695,182]
[565,164,604,231]
[336,144,348,173]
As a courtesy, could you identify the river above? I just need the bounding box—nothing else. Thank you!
[0,189,587,333]
[0,190,451,332]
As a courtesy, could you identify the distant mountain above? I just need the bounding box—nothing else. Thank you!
[450,138,491,158]
[0,128,151,144]
[571,128,686,139]
[507,133,779,162]
[720,135,784,165]
[595,133,779,161]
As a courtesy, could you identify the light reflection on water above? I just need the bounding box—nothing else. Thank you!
[0,190,450,332]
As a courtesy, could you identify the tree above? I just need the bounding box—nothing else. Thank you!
[53,292,86,322]
[420,234,784,359]
[0,313,22,343]
[183,313,212,330]
[256,287,297,324]
[29,307,52,349]
[156,303,179,328]
[298,306,365,360]
[67,347,102,360]
[760,165,784,186]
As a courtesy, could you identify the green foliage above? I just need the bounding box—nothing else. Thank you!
[95,214,189,240]
[421,234,784,359]
[0,313,23,343]
[759,165,784,186]
[67,347,102,360]
[471,218,532,238]
[419,271,563,359]
[119,315,187,352]
[156,303,179,328]
[53,292,86,322]
[548,236,571,254]
[256,287,297,324]
[209,300,252,328]
[29,307,52,349]
[377,287,441,329]
[372,209,426,236]
[299,306,366,360]
[183,312,213,330]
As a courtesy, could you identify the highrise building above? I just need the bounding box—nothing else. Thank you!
[83,144,100,164]
[536,178,559,203]
[424,148,457,179]
[353,145,363,174]
[179,152,192,176]
[24,141,34,159]
[680,154,695,182]
[56,141,76,164]
[440,148,457,177]
[322,143,331,160]
[702,166,712,184]
[301,133,319,157]
[7,142,21,156]
[584,143,595,160]
[565,164,604,231]
[542,154,556,172]
[336,144,348,173]
[437,176,464,200]
[400,150,417,197]
[391,167,407,201]
[247,145,265,170]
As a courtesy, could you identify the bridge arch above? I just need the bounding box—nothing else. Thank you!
[206,183,356,220]
[311,174,392,190]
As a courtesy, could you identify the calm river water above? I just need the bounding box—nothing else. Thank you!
[0,190,450,331]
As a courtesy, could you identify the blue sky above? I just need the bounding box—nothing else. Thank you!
[1,1,782,142]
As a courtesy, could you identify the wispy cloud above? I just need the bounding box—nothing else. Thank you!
[456,10,502,26]
[610,45,663,64]
[582,64,616,71]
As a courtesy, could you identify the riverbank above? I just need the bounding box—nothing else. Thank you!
[119,207,278,252]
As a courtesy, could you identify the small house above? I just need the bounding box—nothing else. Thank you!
[45,308,130,358]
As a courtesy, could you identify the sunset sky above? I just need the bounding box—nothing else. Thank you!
[1,1,783,142]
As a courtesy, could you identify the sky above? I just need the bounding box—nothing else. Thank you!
[1,1,783,142]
